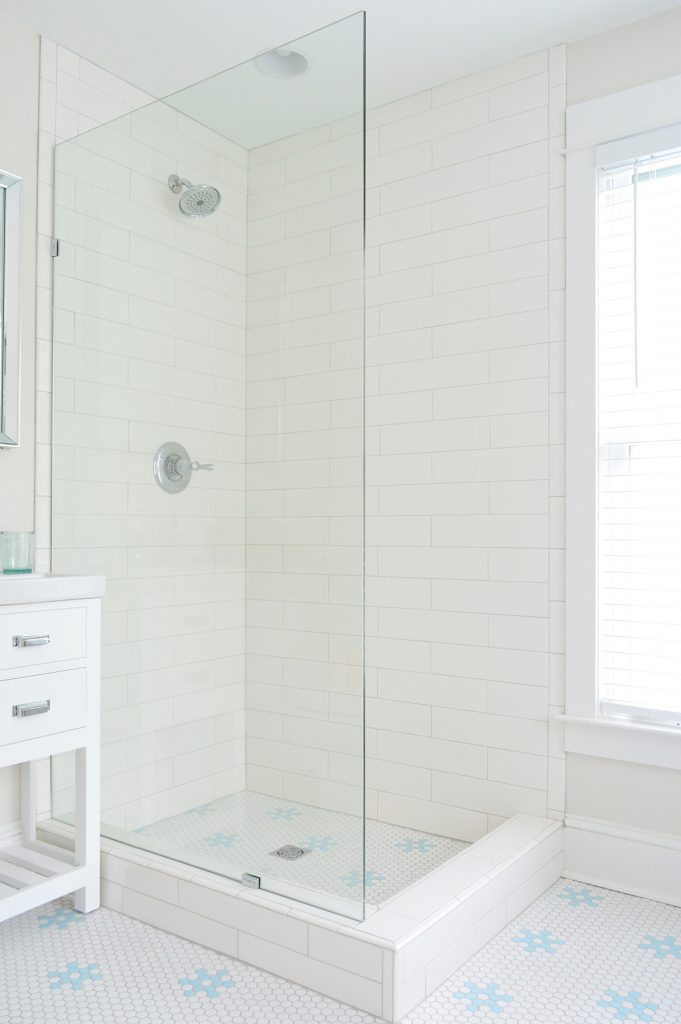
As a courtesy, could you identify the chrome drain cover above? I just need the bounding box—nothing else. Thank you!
[270,845,308,860]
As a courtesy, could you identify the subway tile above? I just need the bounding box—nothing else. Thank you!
[367,142,432,188]
[379,606,489,647]
[434,174,548,231]
[378,482,489,516]
[491,140,548,185]
[432,51,547,107]
[308,926,383,982]
[377,791,486,842]
[380,417,490,455]
[238,933,383,1016]
[380,351,488,394]
[381,222,488,274]
[380,92,488,154]
[431,512,548,550]
[490,74,548,120]
[432,446,547,483]
[431,644,548,690]
[431,706,548,754]
[433,378,547,420]
[433,106,548,170]
[381,156,490,213]
[434,242,547,294]
[433,308,547,356]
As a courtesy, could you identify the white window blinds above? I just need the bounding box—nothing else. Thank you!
[598,146,681,725]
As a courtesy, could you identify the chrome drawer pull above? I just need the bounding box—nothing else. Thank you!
[12,634,50,648]
[12,700,51,717]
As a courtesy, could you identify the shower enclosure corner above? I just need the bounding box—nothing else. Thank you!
[50,13,367,920]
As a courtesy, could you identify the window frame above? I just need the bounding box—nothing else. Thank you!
[565,74,681,769]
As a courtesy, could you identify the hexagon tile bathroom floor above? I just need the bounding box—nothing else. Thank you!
[2,881,681,1023]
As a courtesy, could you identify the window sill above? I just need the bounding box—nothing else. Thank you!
[557,714,681,771]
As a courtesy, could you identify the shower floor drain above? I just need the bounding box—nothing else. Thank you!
[269,845,309,860]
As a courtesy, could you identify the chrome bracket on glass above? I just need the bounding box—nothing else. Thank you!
[241,873,261,890]
[153,441,214,494]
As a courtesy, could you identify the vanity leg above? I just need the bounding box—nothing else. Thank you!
[20,761,37,845]
[74,745,100,914]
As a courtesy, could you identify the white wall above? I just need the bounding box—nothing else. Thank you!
[567,4,681,105]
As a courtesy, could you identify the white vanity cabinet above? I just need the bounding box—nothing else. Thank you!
[0,575,104,924]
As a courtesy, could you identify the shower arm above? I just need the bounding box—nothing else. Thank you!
[168,174,193,194]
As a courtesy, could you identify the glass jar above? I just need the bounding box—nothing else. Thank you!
[0,532,35,574]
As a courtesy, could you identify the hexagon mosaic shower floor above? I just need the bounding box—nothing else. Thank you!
[2,879,680,1023]
[132,791,469,907]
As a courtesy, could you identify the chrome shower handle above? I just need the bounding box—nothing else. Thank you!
[153,442,213,493]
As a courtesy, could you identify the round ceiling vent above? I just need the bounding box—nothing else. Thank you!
[254,48,310,79]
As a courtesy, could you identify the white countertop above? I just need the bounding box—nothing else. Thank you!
[0,574,106,606]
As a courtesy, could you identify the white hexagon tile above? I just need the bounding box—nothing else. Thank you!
[2,880,681,1023]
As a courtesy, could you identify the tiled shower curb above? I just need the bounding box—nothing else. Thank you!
[39,815,562,1021]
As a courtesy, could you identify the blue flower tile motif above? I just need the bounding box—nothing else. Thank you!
[305,836,338,852]
[639,935,681,960]
[205,832,240,849]
[179,968,235,999]
[38,908,81,931]
[48,963,102,991]
[512,929,564,954]
[185,803,217,817]
[598,990,658,1022]
[452,981,513,1015]
[265,807,302,822]
[557,884,605,908]
[341,869,386,890]
[397,836,437,854]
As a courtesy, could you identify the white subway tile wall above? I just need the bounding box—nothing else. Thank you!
[41,40,248,829]
[244,114,365,820]
[37,38,567,846]
[370,47,566,836]
[242,46,566,837]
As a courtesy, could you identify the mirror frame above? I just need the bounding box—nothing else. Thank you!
[0,168,21,447]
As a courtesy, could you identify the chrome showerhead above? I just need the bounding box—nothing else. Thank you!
[167,174,221,218]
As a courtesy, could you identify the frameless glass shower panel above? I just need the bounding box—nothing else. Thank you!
[51,13,366,919]
[241,14,366,915]
[50,91,249,874]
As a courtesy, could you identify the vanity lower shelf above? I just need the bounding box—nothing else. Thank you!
[0,839,88,921]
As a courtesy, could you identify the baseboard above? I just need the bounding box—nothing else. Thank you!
[564,815,681,908]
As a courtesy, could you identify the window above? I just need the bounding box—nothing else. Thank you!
[598,147,681,725]
[566,76,681,763]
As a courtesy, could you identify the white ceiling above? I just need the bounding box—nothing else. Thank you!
[1,0,679,112]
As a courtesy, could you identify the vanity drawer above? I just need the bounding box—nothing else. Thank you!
[0,607,86,670]
[0,668,87,746]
